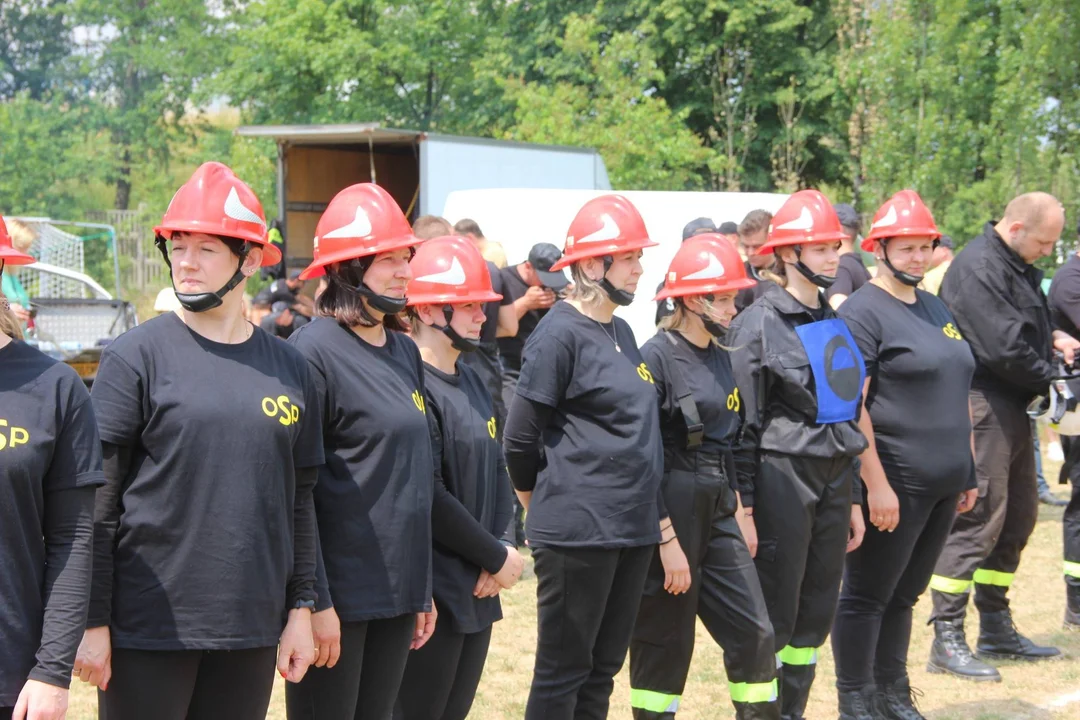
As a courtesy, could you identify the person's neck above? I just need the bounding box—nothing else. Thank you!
[873,273,917,303]
[0,332,12,351]
[569,296,617,323]
[674,316,712,348]
[179,302,250,344]
[418,333,459,374]
[839,240,855,256]
[350,320,387,347]
[785,272,822,309]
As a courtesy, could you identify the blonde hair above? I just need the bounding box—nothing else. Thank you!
[659,295,734,350]
[0,287,24,340]
[760,254,789,288]
[6,219,36,254]
[566,263,607,305]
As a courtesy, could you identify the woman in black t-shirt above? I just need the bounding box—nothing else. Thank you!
[832,190,978,718]
[393,236,524,720]
[503,194,670,720]
[726,190,869,720]
[1,220,104,720]
[285,184,437,720]
[74,163,324,720]
[629,235,780,720]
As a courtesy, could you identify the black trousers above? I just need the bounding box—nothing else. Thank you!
[501,364,526,545]
[930,390,1038,620]
[832,489,956,690]
[753,452,853,720]
[395,622,492,720]
[98,646,277,720]
[629,460,779,719]
[525,544,653,720]
[286,614,415,720]
[1060,436,1080,595]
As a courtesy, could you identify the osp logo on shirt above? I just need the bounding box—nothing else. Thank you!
[943,323,964,340]
[262,395,301,426]
[0,418,30,451]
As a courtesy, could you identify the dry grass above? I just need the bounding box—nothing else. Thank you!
[67,460,1080,719]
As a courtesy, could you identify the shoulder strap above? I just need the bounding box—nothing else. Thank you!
[657,331,704,449]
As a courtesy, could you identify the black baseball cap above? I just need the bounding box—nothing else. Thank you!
[682,217,717,240]
[718,221,739,235]
[270,301,291,315]
[528,243,570,290]
[938,234,954,250]
[288,269,303,281]
[833,203,860,235]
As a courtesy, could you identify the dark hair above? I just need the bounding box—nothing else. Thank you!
[316,259,408,332]
[453,218,482,238]
[413,215,453,240]
[738,210,773,238]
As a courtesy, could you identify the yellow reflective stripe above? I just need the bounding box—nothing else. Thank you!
[777,645,818,666]
[929,574,973,595]
[1065,561,1080,579]
[973,569,1014,587]
[729,679,778,704]
[630,689,680,713]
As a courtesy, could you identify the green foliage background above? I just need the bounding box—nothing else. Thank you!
[2,0,1079,286]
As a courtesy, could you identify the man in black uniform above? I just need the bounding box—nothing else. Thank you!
[734,210,776,314]
[497,243,568,544]
[260,301,309,340]
[928,192,1078,679]
[1047,237,1080,628]
[655,217,719,325]
[827,203,871,309]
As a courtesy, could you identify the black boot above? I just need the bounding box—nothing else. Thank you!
[837,686,876,720]
[1066,586,1080,630]
[873,678,926,720]
[926,619,1001,682]
[976,609,1061,661]
[779,663,814,720]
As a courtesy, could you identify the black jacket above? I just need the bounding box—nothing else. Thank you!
[940,222,1053,402]
[735,262,775,314]
[1048,253,1080,338]
[727,283,867,506]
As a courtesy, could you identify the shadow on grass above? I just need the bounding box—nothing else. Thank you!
[929,698,1058,719]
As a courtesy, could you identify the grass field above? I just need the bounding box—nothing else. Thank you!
[66,458,1080,719]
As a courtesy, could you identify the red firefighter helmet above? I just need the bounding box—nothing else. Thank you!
[861,189,941,251]
[300,183,418,280]
[154,162,279,266]
[551,194,658,271]
[407,236,503,306]
[655,235,755,300]
[758,189,847,255]
[0,216,34,266]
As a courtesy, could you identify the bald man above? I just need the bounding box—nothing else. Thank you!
[928,192,1078,681]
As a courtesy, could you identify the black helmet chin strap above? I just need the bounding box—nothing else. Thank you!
[599,255,635,306]
[155,235,250,313]
[349,255,410,315]
[790,246,837,289]
[878,237,938,288]
[428,304,479,353]
[679,296,726,338]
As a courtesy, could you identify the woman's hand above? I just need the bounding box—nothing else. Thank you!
[13,680,67,720]
[73,626,111,690]
[867,483,900,532]
[659,539,692,595]
[735,510,758,558]
[278,608,315,683]
[311,607,341,669]
[957,488,978,514]
[847,505,866,553]
[493,546,525,589]
[412,601,437,650]
[474,570,501,598]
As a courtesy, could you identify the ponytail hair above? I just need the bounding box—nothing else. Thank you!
[760,254,789,288]
[0,287,24,340]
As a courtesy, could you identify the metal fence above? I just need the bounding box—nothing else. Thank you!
[86,206,168,294]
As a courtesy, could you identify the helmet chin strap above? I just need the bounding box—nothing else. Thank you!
[790,246,837,289]
[878,238,936,288]
[599,255,635,306]
[155,236,250,313]
[431,305,479,353]
[680,297,726,338]
[352,255,409,314]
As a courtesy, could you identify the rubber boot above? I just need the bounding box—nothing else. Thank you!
[779,664,814,720]
[976,610,1061,661]
[926,619,1001,682]
[1065,585,1080,630]
[873,678,926,720]
[735,698,783,720]
[836,686,876,720]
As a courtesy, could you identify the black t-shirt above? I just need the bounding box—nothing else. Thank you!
[496,265,548,371]
[260,313,309,340]
[90,313,324,650]
[462,262,514,407]
[514,302,664,548]
[839,284,976,495]
[425,362,514,634]
[828,252,872,299]
[1,341,104,706]
[641,331,742,455]
[289,319,434,622]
